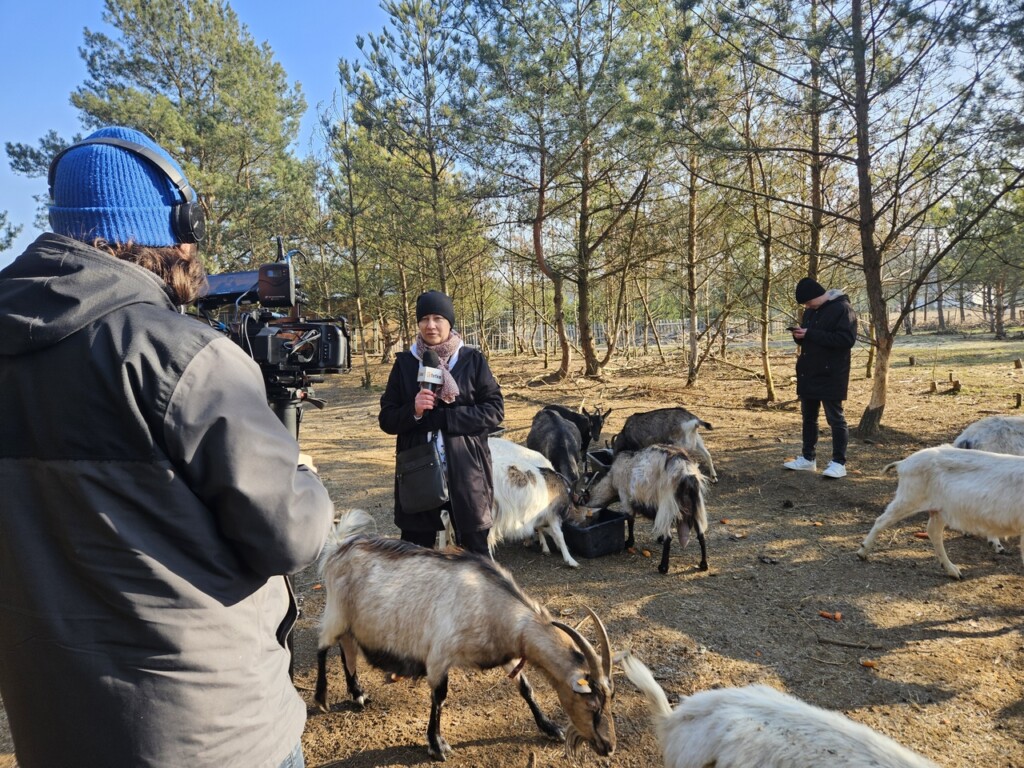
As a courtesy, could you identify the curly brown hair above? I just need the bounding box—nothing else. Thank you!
[90,239,207,306]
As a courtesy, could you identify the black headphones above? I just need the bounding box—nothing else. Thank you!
[48,136,206,244]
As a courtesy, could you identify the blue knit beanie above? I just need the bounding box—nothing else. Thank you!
[49,126,189,246]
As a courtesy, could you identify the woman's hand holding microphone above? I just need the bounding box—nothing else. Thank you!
[414,388,436,418]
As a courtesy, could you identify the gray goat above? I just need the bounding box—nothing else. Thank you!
[527,408,583,492]
[612,407,718,482]
[314,509,616,761]
[586,445,708,574]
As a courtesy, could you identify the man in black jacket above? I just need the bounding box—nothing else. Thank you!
[784,277,858,479]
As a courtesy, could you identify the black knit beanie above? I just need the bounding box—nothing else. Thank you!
[795,277,826,304]
[415,290,456,326]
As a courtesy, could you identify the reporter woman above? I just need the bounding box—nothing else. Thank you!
[379,290,504,555]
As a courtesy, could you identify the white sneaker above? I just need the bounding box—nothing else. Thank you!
[783,456,816,471]
[822,461,847,479]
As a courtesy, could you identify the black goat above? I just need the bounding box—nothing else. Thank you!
[541,404,611,453]
[527,409,583,492]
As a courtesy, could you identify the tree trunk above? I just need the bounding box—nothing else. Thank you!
[936,278,946,331]
[986,283,994,331]
[686,162,700,386]
[551,275,571,381]
[807,0,823,280]
[398,265,411,350]
[634,275,666,365]
[851,0,889,436]
[859,332,893,434]
[994,278,1006,339]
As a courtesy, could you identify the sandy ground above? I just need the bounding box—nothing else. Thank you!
[3,332,1023,767]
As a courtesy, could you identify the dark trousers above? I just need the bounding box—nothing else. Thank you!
[800,398,848,465]
[401,516,491,557]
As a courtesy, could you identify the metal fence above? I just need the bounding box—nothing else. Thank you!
[348,304,1014,357]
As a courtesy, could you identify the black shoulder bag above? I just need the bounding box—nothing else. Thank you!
[395,436,450,514]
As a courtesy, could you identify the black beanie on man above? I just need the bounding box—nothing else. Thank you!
[415,290,456,327]
[795,277,826,304]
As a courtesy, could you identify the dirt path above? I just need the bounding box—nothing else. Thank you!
[3,334,1023,767]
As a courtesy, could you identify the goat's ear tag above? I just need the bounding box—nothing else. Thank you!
[572,677,592,693]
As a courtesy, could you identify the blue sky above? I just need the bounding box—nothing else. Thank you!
[0,1,389,268]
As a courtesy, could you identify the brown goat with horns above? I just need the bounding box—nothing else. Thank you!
[314,509,616,761]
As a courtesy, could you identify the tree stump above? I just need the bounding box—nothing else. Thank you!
[1015,358,1022,369]
[929,381,939,393]
[1016,393,1022,409]
[948,371,955,381]
[909,356,916,366]
[950,380,962,393]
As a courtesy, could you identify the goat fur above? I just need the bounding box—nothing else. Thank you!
[489,438,584,567]
[857,445,1024,578]
[527,409,583,491]
[541,404,610,452]
[618,651,938,768]
[586,444,708,574]
[314,510,616,760]
[952,414,1024,553]
[612,407,717,482]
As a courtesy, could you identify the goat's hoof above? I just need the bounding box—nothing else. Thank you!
[314,698,329,714]
[855,548,869,561]
[566,560,580,568]
[541,722,565,741]
[428,737,452,761]
[658,564,669,574]
[698,562,709,571]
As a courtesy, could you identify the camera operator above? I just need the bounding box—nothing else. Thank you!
[0,126,333,768]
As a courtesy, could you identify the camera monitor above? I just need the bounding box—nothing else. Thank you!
[199,270,260,307]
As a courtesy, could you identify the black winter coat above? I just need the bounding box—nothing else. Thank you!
[795,292,858,401]
[379,346,504,533]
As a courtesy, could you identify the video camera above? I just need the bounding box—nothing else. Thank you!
[194,238,351,436]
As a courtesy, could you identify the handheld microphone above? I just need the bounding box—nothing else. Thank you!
[417,350,444,393]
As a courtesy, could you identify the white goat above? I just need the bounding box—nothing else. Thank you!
[490,441,585,567]
[618,651,939,768]
[489,436,554,471]
[953,414,1024,553]
[315,509,616,761]
[439,438,583,566]
[585,444,708,574]
[857,445,1024,578]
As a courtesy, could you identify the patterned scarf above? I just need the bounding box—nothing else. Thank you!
[414,330,463,404]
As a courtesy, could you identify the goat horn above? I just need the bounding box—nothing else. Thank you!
[552,619,603,684]
[584,606,613,680]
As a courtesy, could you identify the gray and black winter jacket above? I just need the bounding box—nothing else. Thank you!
[0,234,333,767]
